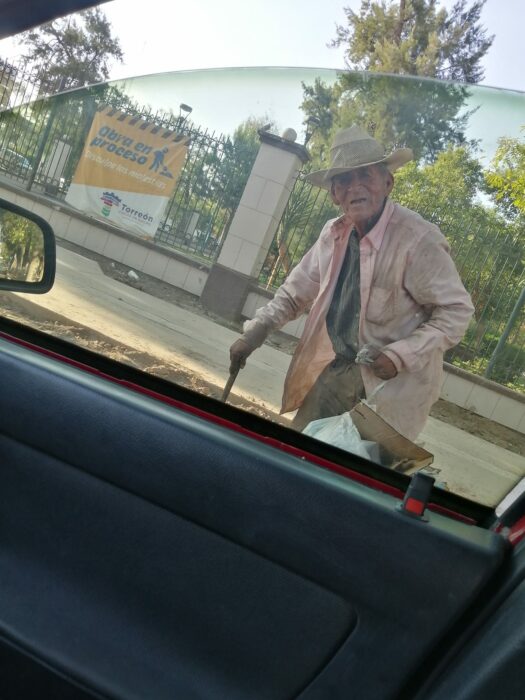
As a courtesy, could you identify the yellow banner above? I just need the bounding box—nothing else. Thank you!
[71,107,188,197]
[66,107,189,237]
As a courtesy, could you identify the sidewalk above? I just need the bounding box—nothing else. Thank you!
[19,246,525,507]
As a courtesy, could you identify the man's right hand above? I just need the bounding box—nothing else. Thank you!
[229,338,253,374]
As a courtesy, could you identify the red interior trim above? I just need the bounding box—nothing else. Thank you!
[508,515,525,547]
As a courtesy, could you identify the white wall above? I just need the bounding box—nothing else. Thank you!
[0,184,208,297]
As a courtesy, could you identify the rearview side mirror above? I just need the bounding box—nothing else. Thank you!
[0,198,56,293]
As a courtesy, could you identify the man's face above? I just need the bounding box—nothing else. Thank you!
[331,165,394,233]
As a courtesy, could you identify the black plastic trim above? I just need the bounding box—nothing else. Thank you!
[0,197,56,293]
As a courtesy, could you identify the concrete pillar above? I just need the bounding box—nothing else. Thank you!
[201,128,309,321]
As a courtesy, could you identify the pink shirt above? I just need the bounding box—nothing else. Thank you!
[243,201,474,439]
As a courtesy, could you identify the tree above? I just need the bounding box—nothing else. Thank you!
[194,116,273,223]
[485,129,525,218]
[18,7,123,90]
[331,0,493,83]
[302,1,493,161]
[163,116,274,255]
[335,71,473,160]
[301,79,340,164]
[0,211,44,281]
[392,145,483,220]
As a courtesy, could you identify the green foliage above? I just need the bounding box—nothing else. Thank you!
[301,72,473,163]
[485,129,525,218]
[301,79,340,164]
[0,211,44,280]
[485,342,525,391]
[214,117,272,215]
[393,145,483,216]
[331,0,493,83]
[19,7,123,88]
[337,72,473,161]
[160,116,273,253]
[451,330,525,392]
[180,116,271,218]
[302,1,493,163]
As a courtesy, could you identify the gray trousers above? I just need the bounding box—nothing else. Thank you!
[291,357,365,432]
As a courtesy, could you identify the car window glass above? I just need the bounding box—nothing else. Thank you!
[0,65,523,509]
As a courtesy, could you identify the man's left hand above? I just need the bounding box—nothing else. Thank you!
[370,353,398,380]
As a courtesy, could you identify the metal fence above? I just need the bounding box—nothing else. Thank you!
[155,127,258,261]
[258,177,338,289]
[430,208,524,393]
[0,58,76,110]
[259,175,525,393]
[0,59,256,263]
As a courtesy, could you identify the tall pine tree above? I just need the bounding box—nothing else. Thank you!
[19,7,123,90]
[331,0,492,82]
[303,0,493,161]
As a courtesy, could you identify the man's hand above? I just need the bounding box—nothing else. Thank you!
[229,339,253,374]
[370,352,398,380]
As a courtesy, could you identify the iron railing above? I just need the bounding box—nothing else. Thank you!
[258,176,338,289]
[0,59,255,263]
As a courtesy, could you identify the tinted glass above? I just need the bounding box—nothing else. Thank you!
[0,65,523,508]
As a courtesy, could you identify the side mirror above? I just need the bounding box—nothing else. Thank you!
[0,198,56,293]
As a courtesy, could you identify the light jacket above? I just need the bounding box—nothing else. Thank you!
[243,201,474,440]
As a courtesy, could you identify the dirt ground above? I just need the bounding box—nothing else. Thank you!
[5,239,524,457]
[0,291,287,426]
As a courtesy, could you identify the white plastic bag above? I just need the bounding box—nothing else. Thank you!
[303,412,371,459]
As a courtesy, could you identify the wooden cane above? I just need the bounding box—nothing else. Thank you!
[221,366,240,402]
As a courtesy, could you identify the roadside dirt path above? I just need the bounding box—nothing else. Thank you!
[0,292,286,425]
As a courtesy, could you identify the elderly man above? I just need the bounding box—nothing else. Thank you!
[229,125,474,440]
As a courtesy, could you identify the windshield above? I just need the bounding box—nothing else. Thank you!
[0,63,523,509]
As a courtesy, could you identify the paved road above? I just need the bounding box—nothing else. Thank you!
[18,245,525,507]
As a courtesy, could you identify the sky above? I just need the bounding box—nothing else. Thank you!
[0,0,523,92]
[0,0,523,148]
[100,0,524,93]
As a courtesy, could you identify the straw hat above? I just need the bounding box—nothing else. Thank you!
[305,125,413,190]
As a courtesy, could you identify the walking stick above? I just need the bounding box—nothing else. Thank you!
[221,366,240,402]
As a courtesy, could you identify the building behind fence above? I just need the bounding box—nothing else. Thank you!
[0,57,523,394]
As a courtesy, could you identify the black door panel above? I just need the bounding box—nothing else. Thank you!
[0,337,508,698]
[0,438,355,700]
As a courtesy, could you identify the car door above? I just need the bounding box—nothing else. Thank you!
[0,15,524,698]
[0,313,513,700]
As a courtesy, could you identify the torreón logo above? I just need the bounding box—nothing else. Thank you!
[120,202,154,224]
[99,191,154,225]
[100,192,121,217]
